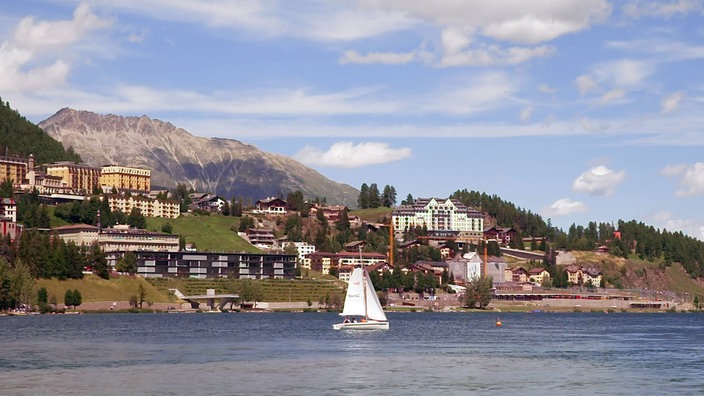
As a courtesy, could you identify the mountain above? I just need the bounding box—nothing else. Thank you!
[38,108,359,206]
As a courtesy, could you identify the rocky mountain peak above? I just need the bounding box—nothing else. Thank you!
[38,108,358,207]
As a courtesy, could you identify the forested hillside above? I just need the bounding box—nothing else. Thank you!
[0,99,81,164]
[449,189,704,279]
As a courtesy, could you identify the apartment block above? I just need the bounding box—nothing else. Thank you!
[100,165,151,194]
[45,161,101,194]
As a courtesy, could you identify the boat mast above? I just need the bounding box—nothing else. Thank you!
[359,245,368,319]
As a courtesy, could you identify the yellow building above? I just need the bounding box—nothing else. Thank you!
[100,165,151,194]
[0,155,28,187]
[45,161,101,194]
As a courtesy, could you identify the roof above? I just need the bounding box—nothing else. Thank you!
[528,267,548,275]
[52,224,99,232]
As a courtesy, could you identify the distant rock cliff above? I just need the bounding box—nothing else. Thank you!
[38,108,358,206]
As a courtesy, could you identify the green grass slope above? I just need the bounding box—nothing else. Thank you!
[36,274,173,305]
[146,214,261,253]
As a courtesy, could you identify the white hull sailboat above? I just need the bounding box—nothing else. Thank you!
[333,266,389,330]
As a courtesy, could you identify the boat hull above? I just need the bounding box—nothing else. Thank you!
[332,321,389,330]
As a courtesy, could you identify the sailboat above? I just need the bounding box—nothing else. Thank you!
[332,266,389,330]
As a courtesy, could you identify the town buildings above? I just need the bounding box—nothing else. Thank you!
[305,251,387,275]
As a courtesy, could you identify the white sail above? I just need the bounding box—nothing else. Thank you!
[340,268,367,317]
[363,269,387,321]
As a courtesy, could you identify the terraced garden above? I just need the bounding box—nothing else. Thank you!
[146,277,345,303]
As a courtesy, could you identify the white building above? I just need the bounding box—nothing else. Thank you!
[392,197,483,241]
[283,241,316,268]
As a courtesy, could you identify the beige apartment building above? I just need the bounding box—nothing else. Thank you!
[99,165,151,194]
[52,224,180,253]
[0,155,28,187]
[104,194,180,219]
[45,161,101,194]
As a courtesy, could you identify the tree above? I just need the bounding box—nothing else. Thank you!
[464,276,493,309]
[64,289,75,309]
[358,183,370,209]
[237,279,264,308]
[138,283,146,309]
[161,222,173,234]
[382,185,397,207]
[230,197,243,217]
[88,242,109,279]
[238,216,255,232]
[174,183,193,212]
[284,214,304,241]
[11,260,35,311]
[129,295,139,309]
[368,183,382,208]
[64,289,81,309]
[116,251,138,274]
[37,287,48,305]
[127,207,146,229]
[0,179,13,198]
[73,289,82,308]
[286,190,306,212]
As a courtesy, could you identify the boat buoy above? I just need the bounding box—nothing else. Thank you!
[495,319,502,327]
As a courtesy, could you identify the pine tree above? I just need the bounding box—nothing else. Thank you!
[88,242,109,280]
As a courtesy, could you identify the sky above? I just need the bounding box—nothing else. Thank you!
[1,1,704,240]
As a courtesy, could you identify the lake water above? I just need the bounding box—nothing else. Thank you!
[1,312,703,395]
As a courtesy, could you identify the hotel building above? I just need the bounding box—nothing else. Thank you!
[392,197,484,243]
[99,165,151,194]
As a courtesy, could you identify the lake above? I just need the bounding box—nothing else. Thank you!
[1,312,703,395]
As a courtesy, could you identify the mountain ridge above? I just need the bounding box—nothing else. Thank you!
[38,108,359,207]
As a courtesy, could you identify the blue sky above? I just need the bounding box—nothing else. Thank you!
[1,1,703,239]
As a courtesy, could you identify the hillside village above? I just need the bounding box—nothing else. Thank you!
[0,97,703,312]
[0,149,702,313]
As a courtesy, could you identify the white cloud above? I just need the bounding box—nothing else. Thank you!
[293,141,411,168]
[580,117,610,133]
[538,84,557,94]
[100,0,285,35]
[438,42,555,67]
[299,8,417,42]
[419,72,516,115]
[340,50,418,65]
[661,91,685,114]
[606,39,704,62]
[575,75,599,95]
[373,0,611,44]
[622,0,703,19]
[573,165,626,196]
[126,28,149,43]
[593,59,652,88]
[520,106,533,122]
[601,89,627,104]
[0,3,111,92]
[663,162,704,196]
[652,211,704,240]
[541,198,588,217]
